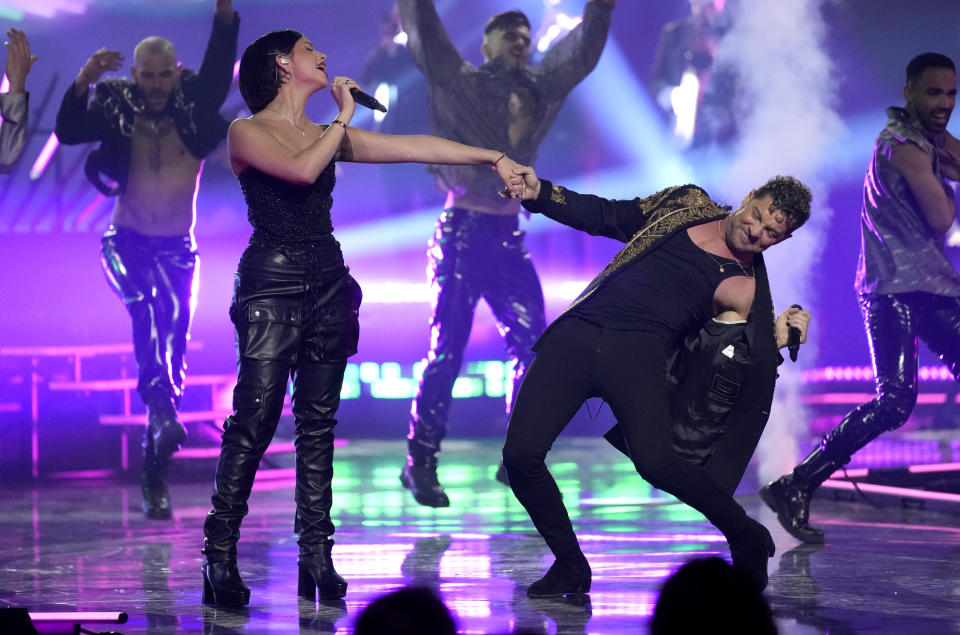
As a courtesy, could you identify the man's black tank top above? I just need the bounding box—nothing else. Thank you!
[568,228,753,346]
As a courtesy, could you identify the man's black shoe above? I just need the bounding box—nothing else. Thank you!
[527,557,591,598]
[729,517,776,591]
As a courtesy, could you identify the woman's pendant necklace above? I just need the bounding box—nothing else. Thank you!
[269,108,306,136]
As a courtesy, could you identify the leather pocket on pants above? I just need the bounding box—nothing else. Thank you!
[231,382,265,419]
[242,301,302,363]
[316,303,360,360]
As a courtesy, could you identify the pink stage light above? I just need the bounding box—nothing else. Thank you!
[908,462,960,474]
[578,532,726,543]
[46,468,115,480]
[822,478,960,503]
[29,132,59,180]
[802,392,959,406]
[832,467,869,478]
[28,611,127,623]
[803,365,956,383]
[74,192,106,228]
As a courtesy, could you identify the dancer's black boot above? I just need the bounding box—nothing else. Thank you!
[201,552,250,607]
[147,397,187,459]
[760,439,848,544]
[400,446,450,508]
[295,416,347,600]
[298,539,348,601]
[202,428,264,606]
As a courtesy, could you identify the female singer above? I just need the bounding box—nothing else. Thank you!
[201,29,523,606]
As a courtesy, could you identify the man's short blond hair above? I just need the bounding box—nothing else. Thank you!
[134,36,177,65]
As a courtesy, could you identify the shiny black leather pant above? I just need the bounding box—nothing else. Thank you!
[503,318,749,561]
[818,293,960,466]
[408,208,546,457]
[203,254,362,557]
[100,225,197,412]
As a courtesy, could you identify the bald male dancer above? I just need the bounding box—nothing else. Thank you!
[55,0,239,519]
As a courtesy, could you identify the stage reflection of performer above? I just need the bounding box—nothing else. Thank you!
[200,28,525,607]
[54,0,239,520]
[649,0,731,147]
[397,0,616,509]
[760,53,960,543]
[1,28,37,172]
[503,165,812,594]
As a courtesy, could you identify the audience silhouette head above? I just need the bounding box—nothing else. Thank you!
[651,556,777,634]
[354,586,457,635]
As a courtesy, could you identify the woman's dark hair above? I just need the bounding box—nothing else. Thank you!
[238,29,303,113]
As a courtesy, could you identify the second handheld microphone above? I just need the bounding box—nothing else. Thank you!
[787,303,803,362]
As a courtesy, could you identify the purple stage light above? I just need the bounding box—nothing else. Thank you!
[29,133,58,180]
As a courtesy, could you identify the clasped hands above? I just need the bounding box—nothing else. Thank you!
[495,160,541,201]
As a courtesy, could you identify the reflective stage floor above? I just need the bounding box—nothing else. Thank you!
[2,438,960,634]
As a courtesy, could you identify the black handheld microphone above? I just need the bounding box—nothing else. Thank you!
[350,87,387,113]
[787,303,803,362]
